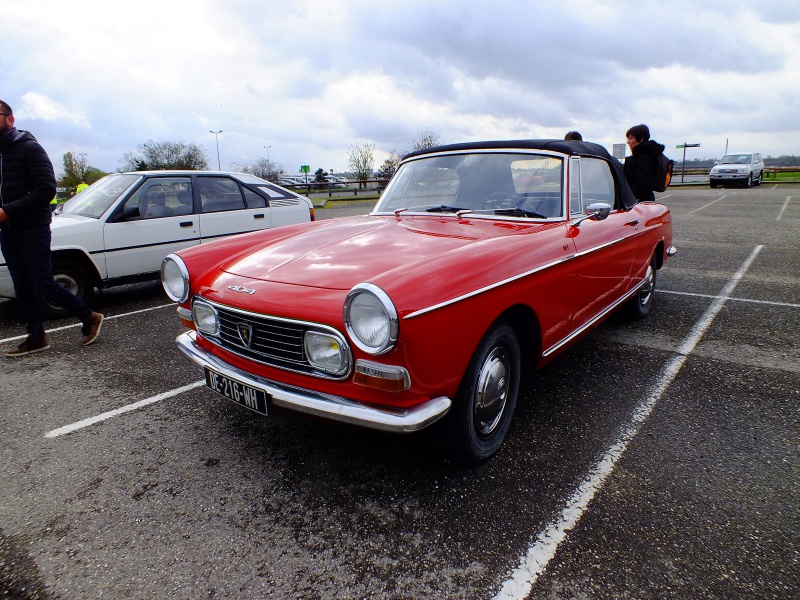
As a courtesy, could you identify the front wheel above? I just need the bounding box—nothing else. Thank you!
[754,171,763,186]
[744,173,752,188]
[446,322,521,462]
[40,258,95,318]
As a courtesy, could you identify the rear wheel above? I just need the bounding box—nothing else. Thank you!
[447,322,520,462]
[40,258,95,318]
[628,255,657,320]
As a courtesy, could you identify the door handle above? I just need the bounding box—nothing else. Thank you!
[625,219,639,226]
[253,213,265,219]
[180,221,194,227]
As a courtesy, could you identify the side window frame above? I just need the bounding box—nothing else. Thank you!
[198,176,247,213]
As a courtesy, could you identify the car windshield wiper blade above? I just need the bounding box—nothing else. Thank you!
[492,207,547,219]
[426,205,470,213]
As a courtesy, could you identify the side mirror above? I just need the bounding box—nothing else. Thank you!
[585,202,611,221]
[570,202,612,228]
[110,205,142,222]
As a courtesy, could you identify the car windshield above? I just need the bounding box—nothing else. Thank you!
[720,154,752,164]
[373,152,564,218]
[60,174,141,218]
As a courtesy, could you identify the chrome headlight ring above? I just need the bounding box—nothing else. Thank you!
[161,254,190,303]
[343,283,399,355]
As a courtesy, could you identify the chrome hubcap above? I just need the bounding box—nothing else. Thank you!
[53,273,80,296]
[639,264,654,306]
[474,348,510,436]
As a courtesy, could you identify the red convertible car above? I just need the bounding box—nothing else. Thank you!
[162,140,674,461]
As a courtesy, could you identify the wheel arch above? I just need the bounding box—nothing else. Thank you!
[50,249,102,287]
[495,303,541,370]
[654,239,666,270]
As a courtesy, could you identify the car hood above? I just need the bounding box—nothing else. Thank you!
[220,214,545,290]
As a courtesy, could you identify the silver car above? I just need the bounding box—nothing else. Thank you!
[709,152,764,188]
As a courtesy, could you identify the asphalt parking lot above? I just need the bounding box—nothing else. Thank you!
[1,187,798,599]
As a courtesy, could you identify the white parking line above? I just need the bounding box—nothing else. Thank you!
[0,303,174,344]
[685,194,727,215]
[493,245,764,600]
[44,380,204,438]
[777,196,791,221]
[660,289,800,309]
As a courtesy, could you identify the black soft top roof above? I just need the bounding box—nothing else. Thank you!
[404,139,637,210]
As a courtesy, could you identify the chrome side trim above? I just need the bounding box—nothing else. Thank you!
[404,254,576,320]
[176,331,451,433]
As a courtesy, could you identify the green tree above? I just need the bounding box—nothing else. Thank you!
[58,152,109,190]
[119,140,209,171]
[347,142,375,189]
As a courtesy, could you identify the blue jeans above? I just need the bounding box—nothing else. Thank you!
[0,225,92,337]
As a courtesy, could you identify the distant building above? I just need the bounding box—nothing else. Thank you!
[612,143,626,161]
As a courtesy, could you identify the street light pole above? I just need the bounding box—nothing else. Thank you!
[210,130,222,170]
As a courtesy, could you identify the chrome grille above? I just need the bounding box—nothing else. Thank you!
[202,302,351,378]
[218,310,305,364]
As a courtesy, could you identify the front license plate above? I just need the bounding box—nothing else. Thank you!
[204,368,269,416]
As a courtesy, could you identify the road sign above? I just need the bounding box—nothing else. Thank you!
[676,143,701,148]
[300,165,310,173]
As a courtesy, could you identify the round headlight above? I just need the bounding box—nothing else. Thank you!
[344,284,398,355]
[161,254,189,302]
[192,300,219,336]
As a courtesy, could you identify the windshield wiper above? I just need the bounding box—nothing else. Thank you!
[426,205,470,213]
[492,207,547,219]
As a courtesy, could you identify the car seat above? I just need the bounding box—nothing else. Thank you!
[145,192,173,218]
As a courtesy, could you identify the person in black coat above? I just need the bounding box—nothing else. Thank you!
[0,99,103,356]
[623,123,665,203]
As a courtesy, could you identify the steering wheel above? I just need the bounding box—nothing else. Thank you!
[482,192,527,210]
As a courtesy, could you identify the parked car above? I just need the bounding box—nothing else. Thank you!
[709,152,764,188]
[0,171,314,316]
[278,176,309,187]
[162,140,675,462]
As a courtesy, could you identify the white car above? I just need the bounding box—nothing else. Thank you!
[709,152,765,188]
[0,171,315,316]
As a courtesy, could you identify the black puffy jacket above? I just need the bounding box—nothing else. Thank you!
[624,139,664,203]
[0,127,56,230]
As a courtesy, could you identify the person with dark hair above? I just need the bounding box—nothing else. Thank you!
[564,131,582,141]
[0,99,103,357]
[623,123,665,202]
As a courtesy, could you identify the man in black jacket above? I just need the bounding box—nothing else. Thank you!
[623,123,665,203]
[0,99,103,357]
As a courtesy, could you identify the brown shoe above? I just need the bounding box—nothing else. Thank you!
[5,335,51,357]
[81,312,104,346]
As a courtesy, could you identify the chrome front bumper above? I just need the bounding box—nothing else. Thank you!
[176,331,451,433]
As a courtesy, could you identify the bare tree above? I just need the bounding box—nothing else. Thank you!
[347,142,375,189]
[376,149,402,180]
[119,140,209,171]
[407,129,442,154]
[235,158,281,182]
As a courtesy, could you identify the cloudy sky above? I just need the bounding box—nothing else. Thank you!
[3,0,800,177]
